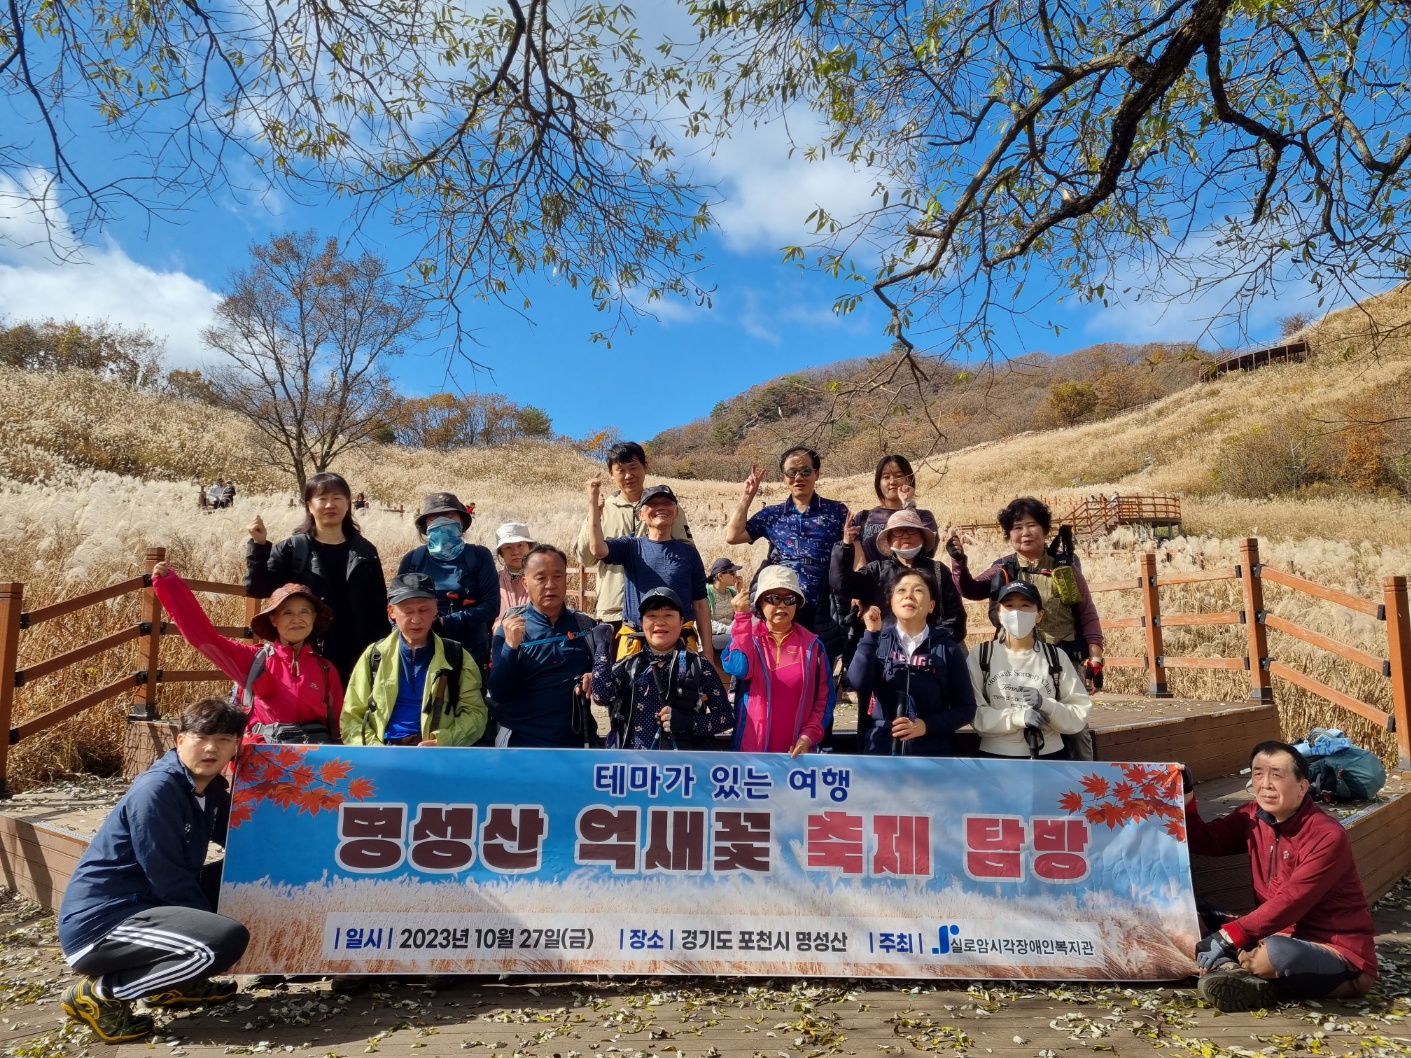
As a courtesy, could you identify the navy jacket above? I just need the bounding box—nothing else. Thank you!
[847,626,976,756]
[398,544,500,666]
[59,750,229,956]
[829,546,967,642]
[489,605,596,747]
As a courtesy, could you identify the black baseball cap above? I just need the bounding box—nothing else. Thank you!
[708,557,742,579]
[993,579,1043,607]
[388,572,439,605]
[635,484,679,509]
[639,587,687,618]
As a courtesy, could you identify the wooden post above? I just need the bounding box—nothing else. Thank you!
[1383,575,1411,771]
[568,562,584,612]
[131,547,166,721]
[1239,537,1274,704]
[0,582,22,798]
[1139,551,1169,697]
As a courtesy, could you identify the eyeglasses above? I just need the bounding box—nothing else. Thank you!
[759,592,799,607]
[782,467,816,479]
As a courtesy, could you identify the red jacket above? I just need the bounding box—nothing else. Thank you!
[1188,795,1376,977]
[153,569,343,736]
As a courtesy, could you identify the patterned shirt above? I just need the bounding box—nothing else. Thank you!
[591,648,733,749]
[745,493,849,605]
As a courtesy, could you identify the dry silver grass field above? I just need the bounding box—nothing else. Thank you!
[4,288,1411,785]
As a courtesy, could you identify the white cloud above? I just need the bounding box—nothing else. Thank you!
[0,171,222,367]
[698,113,887,255]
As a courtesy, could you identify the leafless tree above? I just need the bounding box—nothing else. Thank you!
[203,231,420,488]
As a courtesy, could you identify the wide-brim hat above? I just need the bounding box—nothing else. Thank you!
[495,521,536,553]
[415,492,473,534]
[251,583,335,642]
[876,508,939,557]
[752,565,806,615]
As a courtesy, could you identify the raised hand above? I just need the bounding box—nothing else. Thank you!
[896,480,915,506]
[501,613,527,649]
[742,464,765,501]
[151,561,171,579]
[842,516,861,545]
[586,472,603,510]
[862,605,883,633]
[732,585,753,613]
[247,513,267,544]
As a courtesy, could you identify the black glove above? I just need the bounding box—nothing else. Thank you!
[1194,929,1236,971]
[1180,764,1194,795]
[591,622,614,659]
[945,537,965,562]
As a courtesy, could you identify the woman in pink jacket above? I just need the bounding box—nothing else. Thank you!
[721,566,832,756]
[152,563,343,743]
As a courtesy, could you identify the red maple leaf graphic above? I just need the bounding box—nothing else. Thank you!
[1058,790,1084,814]
[1079,773,1110,797]
[1113,781,1134,801]
[1164,818,1187,841]
[348,776,377,800]
[320,759,353,782]
[1054,764,1189,840]
[229,750,374,827]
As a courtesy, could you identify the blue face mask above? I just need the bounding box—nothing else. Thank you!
[426,523,466,562]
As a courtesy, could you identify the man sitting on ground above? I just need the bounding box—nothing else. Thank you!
[341,572,489,746]
[58,698,250,1043]
[1185,740,1377,1011]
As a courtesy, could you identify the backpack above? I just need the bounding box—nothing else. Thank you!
[976,638,1065,696]
[1308,746,1386,803]
[237,644,336,742]
[366,636,465,741]
[607,648,713,749]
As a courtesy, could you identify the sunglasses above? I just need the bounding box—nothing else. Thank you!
[759,592,799,607]
[782,467,816,479]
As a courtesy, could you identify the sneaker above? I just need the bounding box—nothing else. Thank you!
[144,978,238,1008]
[61,980,155,1043]
[1198,968,1281,1012]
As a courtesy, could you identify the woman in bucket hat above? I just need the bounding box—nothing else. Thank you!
[396,492,500,669]
[721,565,833,756]
[494,521,537,621]
[829,507,967,641]
[244,471,387,686]
[152,562,343,743]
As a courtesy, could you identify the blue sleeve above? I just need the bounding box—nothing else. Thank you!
[744,508,768,543]
[489,634,518,702]
[439,548,499,629]
[604,537,635,568]
[688,547,708,602]
[722,645,750,678]
[847,630,880,707]
[127,780,213,913]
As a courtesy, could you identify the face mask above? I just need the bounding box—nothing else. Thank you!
[893,544,924,560]
[427,523,466,562]
[999,608,1039,638]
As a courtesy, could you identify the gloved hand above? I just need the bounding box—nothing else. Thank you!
[1023,707,1045,732]
[1019,686,1043,710]
[1180,763,1194,794]
[590,622,614,659]
[1194,929,1237,971]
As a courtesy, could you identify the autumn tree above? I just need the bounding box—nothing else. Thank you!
[203,231,419,489]
[0,319,164,387]
[395,392,553,448]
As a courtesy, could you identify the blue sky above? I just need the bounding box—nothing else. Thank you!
[0,80,1330,443]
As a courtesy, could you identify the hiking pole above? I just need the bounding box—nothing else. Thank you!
[1025,724,1044,759]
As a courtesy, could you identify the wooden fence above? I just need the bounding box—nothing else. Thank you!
[1,539,1408,795]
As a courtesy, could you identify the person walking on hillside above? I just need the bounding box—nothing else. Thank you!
[396,493,500,669]
[585,476,716,668]
[489,545,599,747]
[152,563,343,743]
[245,472,388,687]
[723,446,849,661]
[846,568,975,757]
[575,441,694,632]
[830,507,967,642]
[967,581,1092,759]
[722,566,832,756]
[949,496,1104,682]
[494,521,537,623]
[58,698,249,1043]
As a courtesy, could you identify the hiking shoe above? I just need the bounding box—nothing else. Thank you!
[61,980,155,1043]
[144,978,238,1008]
[1198,968,1280,1012]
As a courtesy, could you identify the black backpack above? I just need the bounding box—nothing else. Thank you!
[606,648,714,749]
[234,643,337,743]
[975,638,1065,697]
[363,636,465,743]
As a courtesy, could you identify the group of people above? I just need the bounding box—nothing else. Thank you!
[202,478,237,509]
[51,442,1378,1041]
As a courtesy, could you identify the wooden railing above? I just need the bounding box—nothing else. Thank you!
[0,546,256,797]
[1061,494,1182,538]
[2,538,1409,794]
[1089,537,1411,767]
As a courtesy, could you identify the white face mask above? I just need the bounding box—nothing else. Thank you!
[999,607,1039,638]
[893,544,924,560]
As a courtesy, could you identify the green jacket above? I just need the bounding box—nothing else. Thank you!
[341,630,487,747]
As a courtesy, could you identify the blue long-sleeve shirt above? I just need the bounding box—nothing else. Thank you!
[59,750,229,956]
[489,605,596,747]
[847,626,975,756]
[397,544,501,665]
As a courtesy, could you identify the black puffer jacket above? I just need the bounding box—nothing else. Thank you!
[245,532,388,685]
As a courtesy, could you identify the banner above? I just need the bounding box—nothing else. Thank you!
[221,746,1199,979]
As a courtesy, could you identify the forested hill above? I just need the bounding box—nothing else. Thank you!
[647,341,1210,480]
